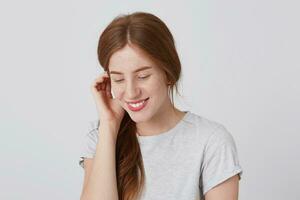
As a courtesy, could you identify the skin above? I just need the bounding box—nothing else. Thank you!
[108,43,186,136]
[205,175,240,200]
[108,44,240,199]
[81,43,240,199]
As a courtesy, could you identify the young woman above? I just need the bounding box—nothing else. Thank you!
[79,12,243,200]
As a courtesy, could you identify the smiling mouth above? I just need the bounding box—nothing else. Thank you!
[126,97,149,111]
[126,97,149,104]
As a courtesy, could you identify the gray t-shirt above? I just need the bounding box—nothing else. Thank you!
[79,111,243,200]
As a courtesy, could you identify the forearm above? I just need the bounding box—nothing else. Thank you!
[81,123,119,200]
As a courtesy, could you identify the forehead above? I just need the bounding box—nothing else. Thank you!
[108,44,157,73]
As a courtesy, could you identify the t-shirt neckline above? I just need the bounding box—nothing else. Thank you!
[137,110,191,142]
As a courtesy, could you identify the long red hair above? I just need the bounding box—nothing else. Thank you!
[97,12,182,200]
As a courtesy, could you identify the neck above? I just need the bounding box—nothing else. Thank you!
[136,103,186,136]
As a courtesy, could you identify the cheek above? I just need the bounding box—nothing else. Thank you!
[147,78,168,96]
[153,75,168,90]
[111,85,124,99]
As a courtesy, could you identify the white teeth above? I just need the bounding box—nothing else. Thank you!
[129,100,145,107]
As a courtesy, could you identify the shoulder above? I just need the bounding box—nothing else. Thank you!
[79,119,101,168]
[188,112,223,130]
[86,119,100,136]
[88,119,100,132]
[83,119,100,143]
[184,111,235,146]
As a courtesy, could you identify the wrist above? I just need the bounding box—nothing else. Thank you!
[100,120,120,130]
[98,121,120,140]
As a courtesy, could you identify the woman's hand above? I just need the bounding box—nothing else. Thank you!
[90,71,125,129]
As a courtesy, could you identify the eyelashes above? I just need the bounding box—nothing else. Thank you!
[138,75,151,80]
[113,79,124,83]
[113,75,151,83]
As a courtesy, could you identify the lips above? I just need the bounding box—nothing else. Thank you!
[126,97,149,112]
[126,98,149,104]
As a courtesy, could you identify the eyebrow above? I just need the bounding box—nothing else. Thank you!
[109,66,153,75]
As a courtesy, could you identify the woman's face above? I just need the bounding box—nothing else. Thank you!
[108,44,170,123]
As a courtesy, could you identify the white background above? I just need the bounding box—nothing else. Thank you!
[0,0,299,199]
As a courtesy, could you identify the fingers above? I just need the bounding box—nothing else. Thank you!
[91,71,110,92]
[105,78,113,98]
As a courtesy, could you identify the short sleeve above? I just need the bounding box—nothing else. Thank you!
[200,124,243,195]
[78,120,100,169]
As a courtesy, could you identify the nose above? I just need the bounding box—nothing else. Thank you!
[125,80,141,100]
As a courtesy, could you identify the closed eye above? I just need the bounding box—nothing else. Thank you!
[112,75,151,83]
[113,79,124,83]
[138,75,151,80]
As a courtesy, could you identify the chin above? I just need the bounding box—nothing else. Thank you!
[127,112,149,123]
[126,107,158,124]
